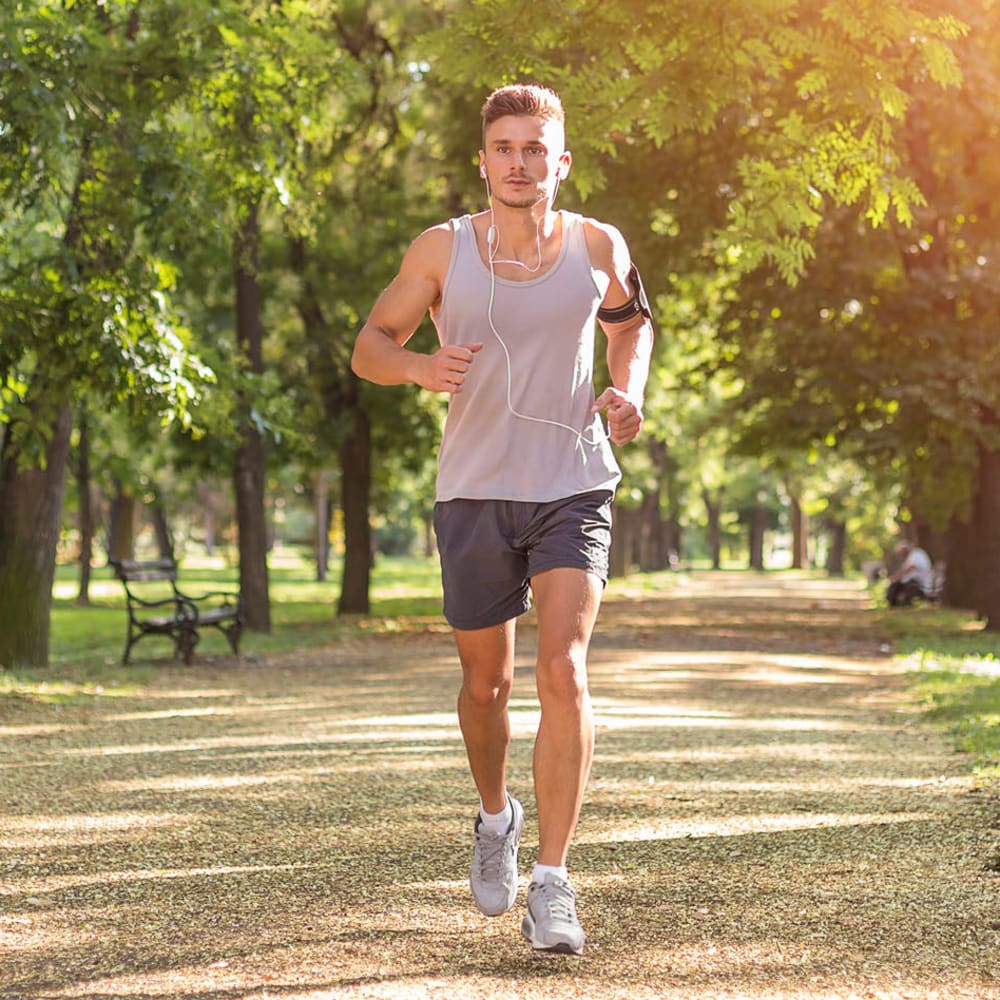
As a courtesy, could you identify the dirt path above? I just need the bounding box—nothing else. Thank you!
[1,572,997,999]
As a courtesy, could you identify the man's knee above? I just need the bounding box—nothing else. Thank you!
[536,651,589,706]
[461,672,512,710]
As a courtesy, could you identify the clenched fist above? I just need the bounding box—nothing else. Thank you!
[418,343,484,394]
[593,387,644,445]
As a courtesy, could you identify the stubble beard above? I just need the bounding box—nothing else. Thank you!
[492,187,548,211]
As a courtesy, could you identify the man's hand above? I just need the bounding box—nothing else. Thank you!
[593,387,644,445]
[417,343,483,394]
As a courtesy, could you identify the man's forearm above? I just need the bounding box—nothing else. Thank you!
[351,326,421,386]
[607,320,653,405]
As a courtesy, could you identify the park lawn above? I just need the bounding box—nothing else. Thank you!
[41,550,679,675]
[4,559,999,780]
[4,550,444,702]
[874,600,1000,780]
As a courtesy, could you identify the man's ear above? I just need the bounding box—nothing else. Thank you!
[558,150,572,180]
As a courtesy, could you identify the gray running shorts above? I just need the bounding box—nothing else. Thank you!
[433,489,614,632]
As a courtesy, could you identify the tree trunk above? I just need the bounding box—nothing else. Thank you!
[234,430,270,631]
[197,482,218,555]
[423,512,435,558]
[749,504,766,570]
[610,503,636,578]
[638,488,663,572]
[108,484,137,563]
[315,470,331,583]
[975,441,1000,630]
[790,495,808,569]
[75,408,94,606]
[827,519,847,576]
[339,389,371,615]
[703,490,722,569]
[666,513,683,569]
[0,403,74,667]
[150,498,175,562]
[943,509,978,611]
[234,202,271,632]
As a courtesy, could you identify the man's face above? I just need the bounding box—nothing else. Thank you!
[480,115,571,209]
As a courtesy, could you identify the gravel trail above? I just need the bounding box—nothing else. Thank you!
[1,572,997,999]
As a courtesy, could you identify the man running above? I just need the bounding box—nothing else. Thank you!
[351,83,654,955]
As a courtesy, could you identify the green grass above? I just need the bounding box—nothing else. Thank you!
[910,665,1000,777]
[873,599,1000,779]
[1,549,445,701]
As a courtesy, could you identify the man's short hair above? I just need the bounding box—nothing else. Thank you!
[481,84,565,131]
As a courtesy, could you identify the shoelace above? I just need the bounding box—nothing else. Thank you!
[474,830,511,881]
[534,880,576,922]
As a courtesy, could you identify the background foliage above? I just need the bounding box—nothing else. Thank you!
[3,0,1000,668]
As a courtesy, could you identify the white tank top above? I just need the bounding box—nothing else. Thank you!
[432,211,621,502]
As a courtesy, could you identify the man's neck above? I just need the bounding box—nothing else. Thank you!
[490,201,559,246]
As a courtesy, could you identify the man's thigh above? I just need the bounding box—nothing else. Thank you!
[531,567,604,662]
[453,618,517,693]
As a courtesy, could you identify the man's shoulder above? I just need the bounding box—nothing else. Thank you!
[579,215,629,271]
[410,214,482,254]
[402,220,459,276]
[413,219,458,247]
[579,214,623,240]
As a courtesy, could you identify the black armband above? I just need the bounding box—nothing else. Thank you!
[597,262,654,324]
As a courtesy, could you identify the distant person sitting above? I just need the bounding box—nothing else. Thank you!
[886,540,934,607]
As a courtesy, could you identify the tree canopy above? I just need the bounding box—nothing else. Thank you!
[4,0,1000,669]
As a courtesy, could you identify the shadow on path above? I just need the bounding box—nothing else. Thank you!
[0,572,996,999]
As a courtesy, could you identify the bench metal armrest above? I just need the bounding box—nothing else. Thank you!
[175,588,242,611]
[174,595,199,623]
[128,594,182,611]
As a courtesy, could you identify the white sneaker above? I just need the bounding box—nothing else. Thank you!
[469,795,524,916]
[521,873,585,955]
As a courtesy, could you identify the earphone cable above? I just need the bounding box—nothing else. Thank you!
[485,220,607,451]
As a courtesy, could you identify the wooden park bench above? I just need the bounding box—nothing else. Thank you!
[111,558,243,665]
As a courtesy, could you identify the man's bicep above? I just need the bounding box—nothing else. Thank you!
[365,227,449,344]
[365,269,440,346]
[586,221,635,309]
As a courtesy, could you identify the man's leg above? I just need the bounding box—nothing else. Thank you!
[519,566,602,955]
[454,619,524,917]
[454,620,517,812]
[530,567,602,865]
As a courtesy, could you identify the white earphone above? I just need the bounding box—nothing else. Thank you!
[478,159,606,452]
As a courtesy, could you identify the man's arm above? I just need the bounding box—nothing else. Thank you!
[351,224,483,394]
[584,220,654,446]
[599,313,653,444]
[891,553,922,583]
